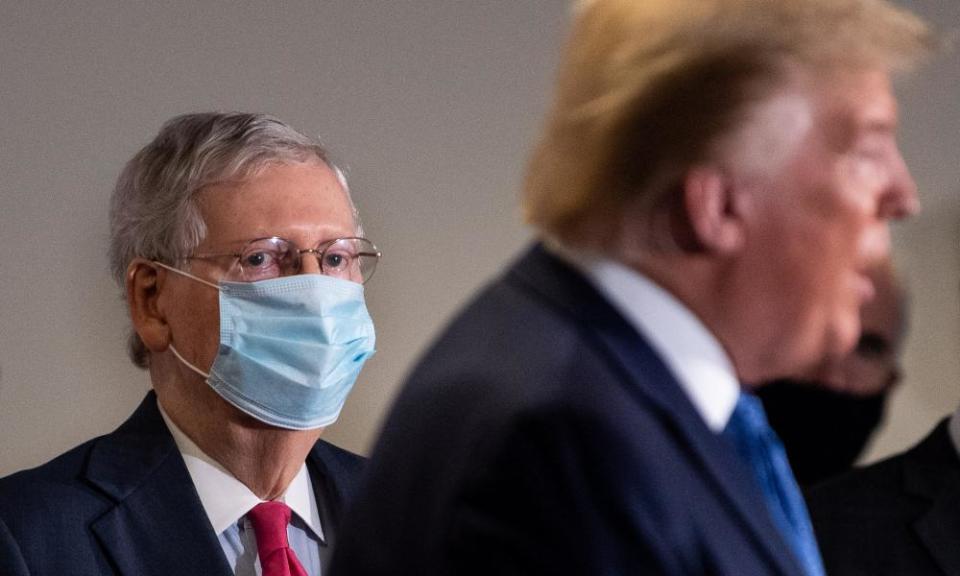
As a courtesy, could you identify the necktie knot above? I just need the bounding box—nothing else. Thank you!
[248,501,292,556]
[728,392,770,437]
[246,501,308,576]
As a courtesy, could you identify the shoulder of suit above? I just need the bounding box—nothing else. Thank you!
[0,434,110,526]
[0,433,102,488]
[311,439,366,474]
[806,451,906,507]
[806,420,953,517]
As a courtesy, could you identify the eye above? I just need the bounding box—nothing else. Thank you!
[237,238,292,281]
[244,250,276,269]
[244,251,272,268]
[323,250,350,270]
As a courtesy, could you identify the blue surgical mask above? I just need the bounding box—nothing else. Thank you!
[156,263,376,430]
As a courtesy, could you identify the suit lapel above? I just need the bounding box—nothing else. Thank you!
[306,442,349,570]
[508,244,804,576]
[85,392,232,576]
[907,421,960,576]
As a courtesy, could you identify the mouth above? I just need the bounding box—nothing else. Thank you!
[855,232,890,304]
[855,270,877,303]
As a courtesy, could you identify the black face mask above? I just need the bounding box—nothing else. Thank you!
[756,380,888,487]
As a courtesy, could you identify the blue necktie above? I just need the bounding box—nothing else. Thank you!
[724,392,826,576]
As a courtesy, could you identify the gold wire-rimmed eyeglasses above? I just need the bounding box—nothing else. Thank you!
[187,236,381,284]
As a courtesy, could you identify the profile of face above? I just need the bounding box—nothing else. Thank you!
[153,161,359,416]
[733,67,917,380]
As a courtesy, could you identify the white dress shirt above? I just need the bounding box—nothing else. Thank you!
[553,245,740,432]
[158,403,325,574]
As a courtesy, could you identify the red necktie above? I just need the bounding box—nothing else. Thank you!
[247,501,309,576]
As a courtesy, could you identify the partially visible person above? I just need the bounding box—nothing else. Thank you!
[330,1,931,575]
[0,112,379,575]
[807,328,960,573]
[759,259,907,485]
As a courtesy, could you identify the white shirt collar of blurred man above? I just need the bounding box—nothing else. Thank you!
[549,242,740,433]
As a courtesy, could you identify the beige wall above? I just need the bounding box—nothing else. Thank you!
[1,1,958,476]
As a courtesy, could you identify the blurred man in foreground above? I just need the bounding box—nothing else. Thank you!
[0,112,379,575]
[331,1,930,575]
[760,259,907,485]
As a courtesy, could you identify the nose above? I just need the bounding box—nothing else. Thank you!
[879,148,919,220]
[297,249,324,275]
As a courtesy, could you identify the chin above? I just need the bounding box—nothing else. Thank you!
[782,322,854,380]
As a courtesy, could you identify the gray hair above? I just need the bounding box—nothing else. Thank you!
[108,111,360,368]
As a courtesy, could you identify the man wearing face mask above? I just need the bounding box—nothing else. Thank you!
[758,259,907,486]
[0,112,378,576]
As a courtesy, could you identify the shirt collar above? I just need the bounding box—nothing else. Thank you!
[157,402,324,541]
[551,244,740,432]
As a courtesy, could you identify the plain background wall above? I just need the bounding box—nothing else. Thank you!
[0,1,958,476]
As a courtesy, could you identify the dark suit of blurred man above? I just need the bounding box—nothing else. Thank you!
[331,1,931,574]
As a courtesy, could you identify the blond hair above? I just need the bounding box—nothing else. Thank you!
[523,0,933,248]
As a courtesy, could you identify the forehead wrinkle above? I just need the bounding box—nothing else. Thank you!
[194,164,355,251]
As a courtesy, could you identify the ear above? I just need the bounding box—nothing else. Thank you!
[126,258,171,353]
[682,166,746,255]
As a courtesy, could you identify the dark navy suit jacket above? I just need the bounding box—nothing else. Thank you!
[808,419,960,576]
[330,244,804,575]
[0,391,364,575]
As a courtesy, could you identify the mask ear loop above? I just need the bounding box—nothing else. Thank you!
[169,344,212,379]
[152,260,219,379]
[153,260,222,290]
